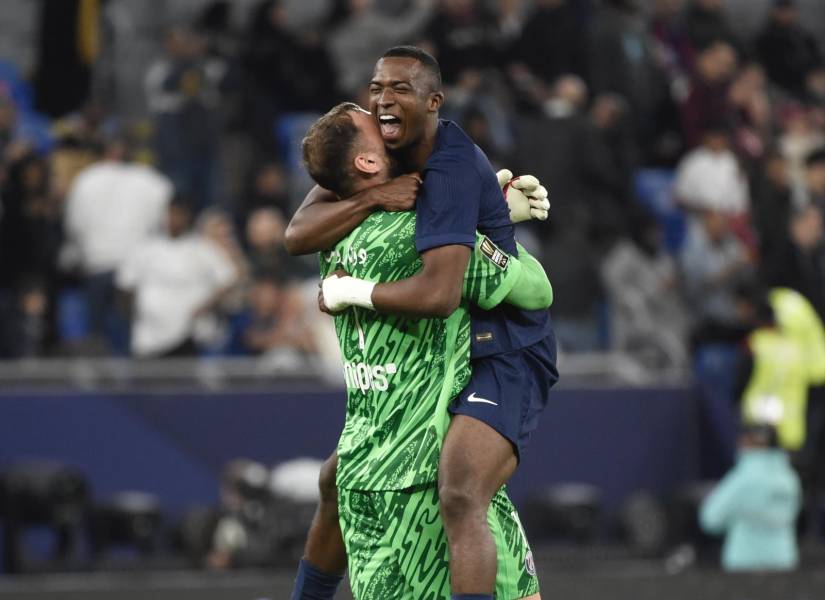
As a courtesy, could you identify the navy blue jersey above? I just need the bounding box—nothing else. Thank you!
[416,120,553,358]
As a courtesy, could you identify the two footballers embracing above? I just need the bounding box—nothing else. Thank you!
[285,46,558,600]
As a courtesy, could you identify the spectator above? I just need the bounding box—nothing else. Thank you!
[683,0,738,52]
[540,224,605,352]
[649,0,694,164]
[806,65,825,106]
[734,284,812,452]
[238,277,314,356]
[199,208,251,301]
[329,0,434,98]
[0,153,61,290]
[588,0,669,147]
[752,150,794,283]
[246,208,296,280]
[700,424,801,572]
[680,209,752,331]
[243,161,291,219]
[0,152,61,353]
[0,278,50,358]
[515,76,616,234]
[198,209,252,351]
[116,198,238,358]
[145,27,228,210]
[242,0,338,152]
[674,121,749,215]
[61,138,172,351]
[680,39,737,148]
[425,0,500,86]
[728,62,772,164]
[601,213,689,368]
[778,105,825,193]
[756,0,823,99]
[803,146,825,208]
[0,95,53,161]
[510,0,587,94]
[590,93,639,227]
[49,100,113,202]
[765,204,825,320]
[650,0,693,78]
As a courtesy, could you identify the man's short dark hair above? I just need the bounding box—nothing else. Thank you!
[301,102,363,198]
[381,46,442,92]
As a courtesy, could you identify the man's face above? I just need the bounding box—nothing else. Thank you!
[350,109,392,182]
[369,57,438,151]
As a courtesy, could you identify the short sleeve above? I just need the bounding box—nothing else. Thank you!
[415,162,481,253]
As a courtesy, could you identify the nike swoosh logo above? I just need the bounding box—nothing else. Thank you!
[467,392,498,406]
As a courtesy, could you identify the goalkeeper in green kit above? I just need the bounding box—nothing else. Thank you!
[299,102,551,599]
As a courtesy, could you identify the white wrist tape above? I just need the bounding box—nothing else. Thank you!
[322,275,376,312]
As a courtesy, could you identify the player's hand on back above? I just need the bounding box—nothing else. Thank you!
[369,174,421,212]
[496,169,550,223]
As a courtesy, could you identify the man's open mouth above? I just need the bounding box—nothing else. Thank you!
[378,114,402,139]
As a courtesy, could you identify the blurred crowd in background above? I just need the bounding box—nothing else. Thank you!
[0,0,823,375]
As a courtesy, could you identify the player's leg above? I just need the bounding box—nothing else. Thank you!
[439,414,517,596]
[489,488,541,600]
[342,487,408,600]
[392,484,453,599]
[441,335,558,598]
[291,451,347,600]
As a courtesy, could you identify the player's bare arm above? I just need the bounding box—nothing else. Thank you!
[371,244,471,317]
[284,175,420,255]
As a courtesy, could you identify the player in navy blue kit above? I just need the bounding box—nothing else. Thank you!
[286,47,558,600]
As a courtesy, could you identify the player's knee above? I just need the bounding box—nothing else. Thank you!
[317,454,338,505]
[438,480,485,526]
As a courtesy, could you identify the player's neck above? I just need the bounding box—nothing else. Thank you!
[406,117,439,172]
[352,173,390,194]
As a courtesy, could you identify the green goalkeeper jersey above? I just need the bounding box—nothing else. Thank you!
[320,210,523,492]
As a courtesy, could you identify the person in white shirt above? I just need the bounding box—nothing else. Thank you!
[62,139,173,350]
[674,122,750,215]
[116,198,237,358]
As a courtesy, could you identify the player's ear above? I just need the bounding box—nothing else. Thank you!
[354,152,382,175]
[428,91,444,113]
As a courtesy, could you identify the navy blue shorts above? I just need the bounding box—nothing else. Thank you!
[449,332,559,461]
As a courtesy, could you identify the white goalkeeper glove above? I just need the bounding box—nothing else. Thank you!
[321,273,376,312]
[496,169,550,223]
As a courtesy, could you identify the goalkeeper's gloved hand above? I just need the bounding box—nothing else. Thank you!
[320,273,376,313]
[496,169,550,223]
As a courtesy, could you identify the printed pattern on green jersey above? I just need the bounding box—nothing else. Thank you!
[339,484,539,600]
[320,211,521,492]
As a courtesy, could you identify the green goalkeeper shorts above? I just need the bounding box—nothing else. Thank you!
[338,483,539,599]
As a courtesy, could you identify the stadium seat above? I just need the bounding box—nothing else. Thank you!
[0,59,34,111]
[57,287,90,343]
[633,169,686,255]
[273,112,322,172]
[273,112,324,211]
